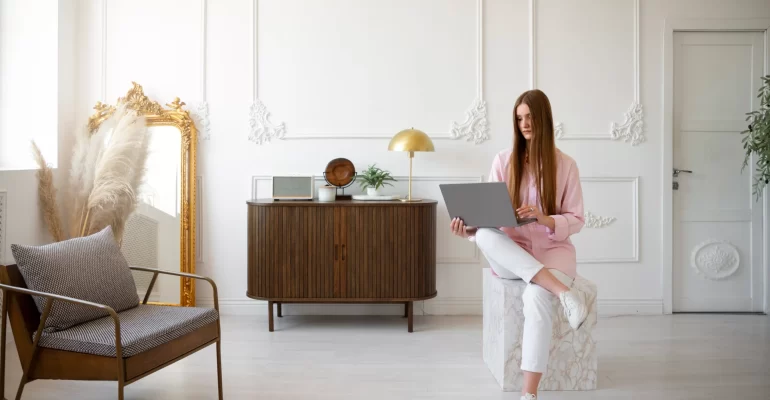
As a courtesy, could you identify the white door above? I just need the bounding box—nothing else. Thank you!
[673,31,765,312]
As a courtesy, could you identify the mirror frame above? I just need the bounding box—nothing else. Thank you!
[87,81,198,307]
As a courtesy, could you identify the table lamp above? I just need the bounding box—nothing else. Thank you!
[388,128,435,202]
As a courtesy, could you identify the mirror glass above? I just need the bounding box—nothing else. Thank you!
[121,125,182,305]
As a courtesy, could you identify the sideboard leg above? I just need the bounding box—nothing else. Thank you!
[277,302,282,318]
[268,301,274,332]
[407,301,413,333]
[403,302,408,318]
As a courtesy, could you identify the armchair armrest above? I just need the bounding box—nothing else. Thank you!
[0,282,119,317]
[0,282,125,393]
[128,267,219,312]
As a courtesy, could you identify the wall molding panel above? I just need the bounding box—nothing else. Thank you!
[531,0,644,145]
[250,175,482,264]
[195,176,203,263]
[249,0,487,144]
[577,177,639,263]
[100,0,210,139]
[0,191,6,263]
[100,0,107,103]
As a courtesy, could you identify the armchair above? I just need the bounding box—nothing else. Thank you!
[0,264,222,400]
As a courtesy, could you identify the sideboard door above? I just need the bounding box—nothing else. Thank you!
[270,206,336,299]
[343,206,411,300]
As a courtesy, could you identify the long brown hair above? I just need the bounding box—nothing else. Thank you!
[507,89,558,216]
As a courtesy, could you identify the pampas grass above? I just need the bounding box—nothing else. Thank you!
[81,105,150,242]
[67,116,105,239]
[31,104,150,244]
[30,141,65,242]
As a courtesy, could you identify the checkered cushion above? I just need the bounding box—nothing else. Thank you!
[38,305,219,358]
[11,226,140,332]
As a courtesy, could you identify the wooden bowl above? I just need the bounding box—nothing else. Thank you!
[325,158,356,187]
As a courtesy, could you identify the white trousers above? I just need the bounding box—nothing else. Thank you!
[474,228,574,373]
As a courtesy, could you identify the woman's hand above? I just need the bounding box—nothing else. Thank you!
[516,204,556,230]
[450,217,477,238]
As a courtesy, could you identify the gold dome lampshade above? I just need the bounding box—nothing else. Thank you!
[388,128,435,202]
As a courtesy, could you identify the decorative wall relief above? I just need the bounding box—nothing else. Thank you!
[450,98,489,144]
[195,101,211,141]
[248,99,286,145]
[690,239,741,281]
[584,211,616,228]
[554,122,564,139]
[610,101,644,146]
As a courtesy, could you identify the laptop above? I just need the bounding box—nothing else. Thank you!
[438,182,537,228]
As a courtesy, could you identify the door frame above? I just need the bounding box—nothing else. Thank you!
[662,18,770,315]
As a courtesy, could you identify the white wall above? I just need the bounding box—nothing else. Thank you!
[0,0,75,264]
[24,0,770,316]
[0,0,59,170]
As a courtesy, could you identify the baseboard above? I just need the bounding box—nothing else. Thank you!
[197,297,665,317]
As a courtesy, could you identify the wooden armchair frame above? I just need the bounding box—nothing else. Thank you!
[0,265,222,400]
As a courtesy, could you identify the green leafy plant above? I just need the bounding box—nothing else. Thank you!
[741,74,770,201]
[357,164,396,191]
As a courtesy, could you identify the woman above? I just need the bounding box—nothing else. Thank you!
[450,89,588,400]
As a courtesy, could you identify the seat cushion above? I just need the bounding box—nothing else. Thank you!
[38,305,219,358]
[11,225,140,332]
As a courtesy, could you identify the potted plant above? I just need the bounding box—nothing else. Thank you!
[741,74,770,201]
[358,164,396,196]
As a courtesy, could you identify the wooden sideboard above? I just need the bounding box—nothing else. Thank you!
[246,198,438,332]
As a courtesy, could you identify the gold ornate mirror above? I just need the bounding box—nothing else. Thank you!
[88,82,197,307]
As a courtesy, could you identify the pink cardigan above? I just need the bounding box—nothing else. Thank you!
[479,148,585,278]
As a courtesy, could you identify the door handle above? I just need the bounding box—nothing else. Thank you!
[673,168,692,177]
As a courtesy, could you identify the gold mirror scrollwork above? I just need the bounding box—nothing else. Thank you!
[88,82,197,307]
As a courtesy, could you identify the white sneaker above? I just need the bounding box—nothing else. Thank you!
[559,288,588,330]
[520,394,537,400]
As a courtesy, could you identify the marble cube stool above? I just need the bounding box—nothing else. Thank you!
[482,268,598,391]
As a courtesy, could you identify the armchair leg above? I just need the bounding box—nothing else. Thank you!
[118,381,124,400]
[16,299,53,400]
[14,378,26,400]
[216,339,223,400]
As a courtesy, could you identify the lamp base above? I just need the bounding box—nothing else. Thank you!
[399,197,423,202]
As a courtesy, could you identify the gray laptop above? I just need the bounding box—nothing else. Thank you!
[438,182,537,228]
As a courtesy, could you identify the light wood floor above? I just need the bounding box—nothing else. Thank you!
[3,313,769,399]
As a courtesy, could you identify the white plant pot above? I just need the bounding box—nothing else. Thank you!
[366,187,381,196]
[318,186,337,202]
